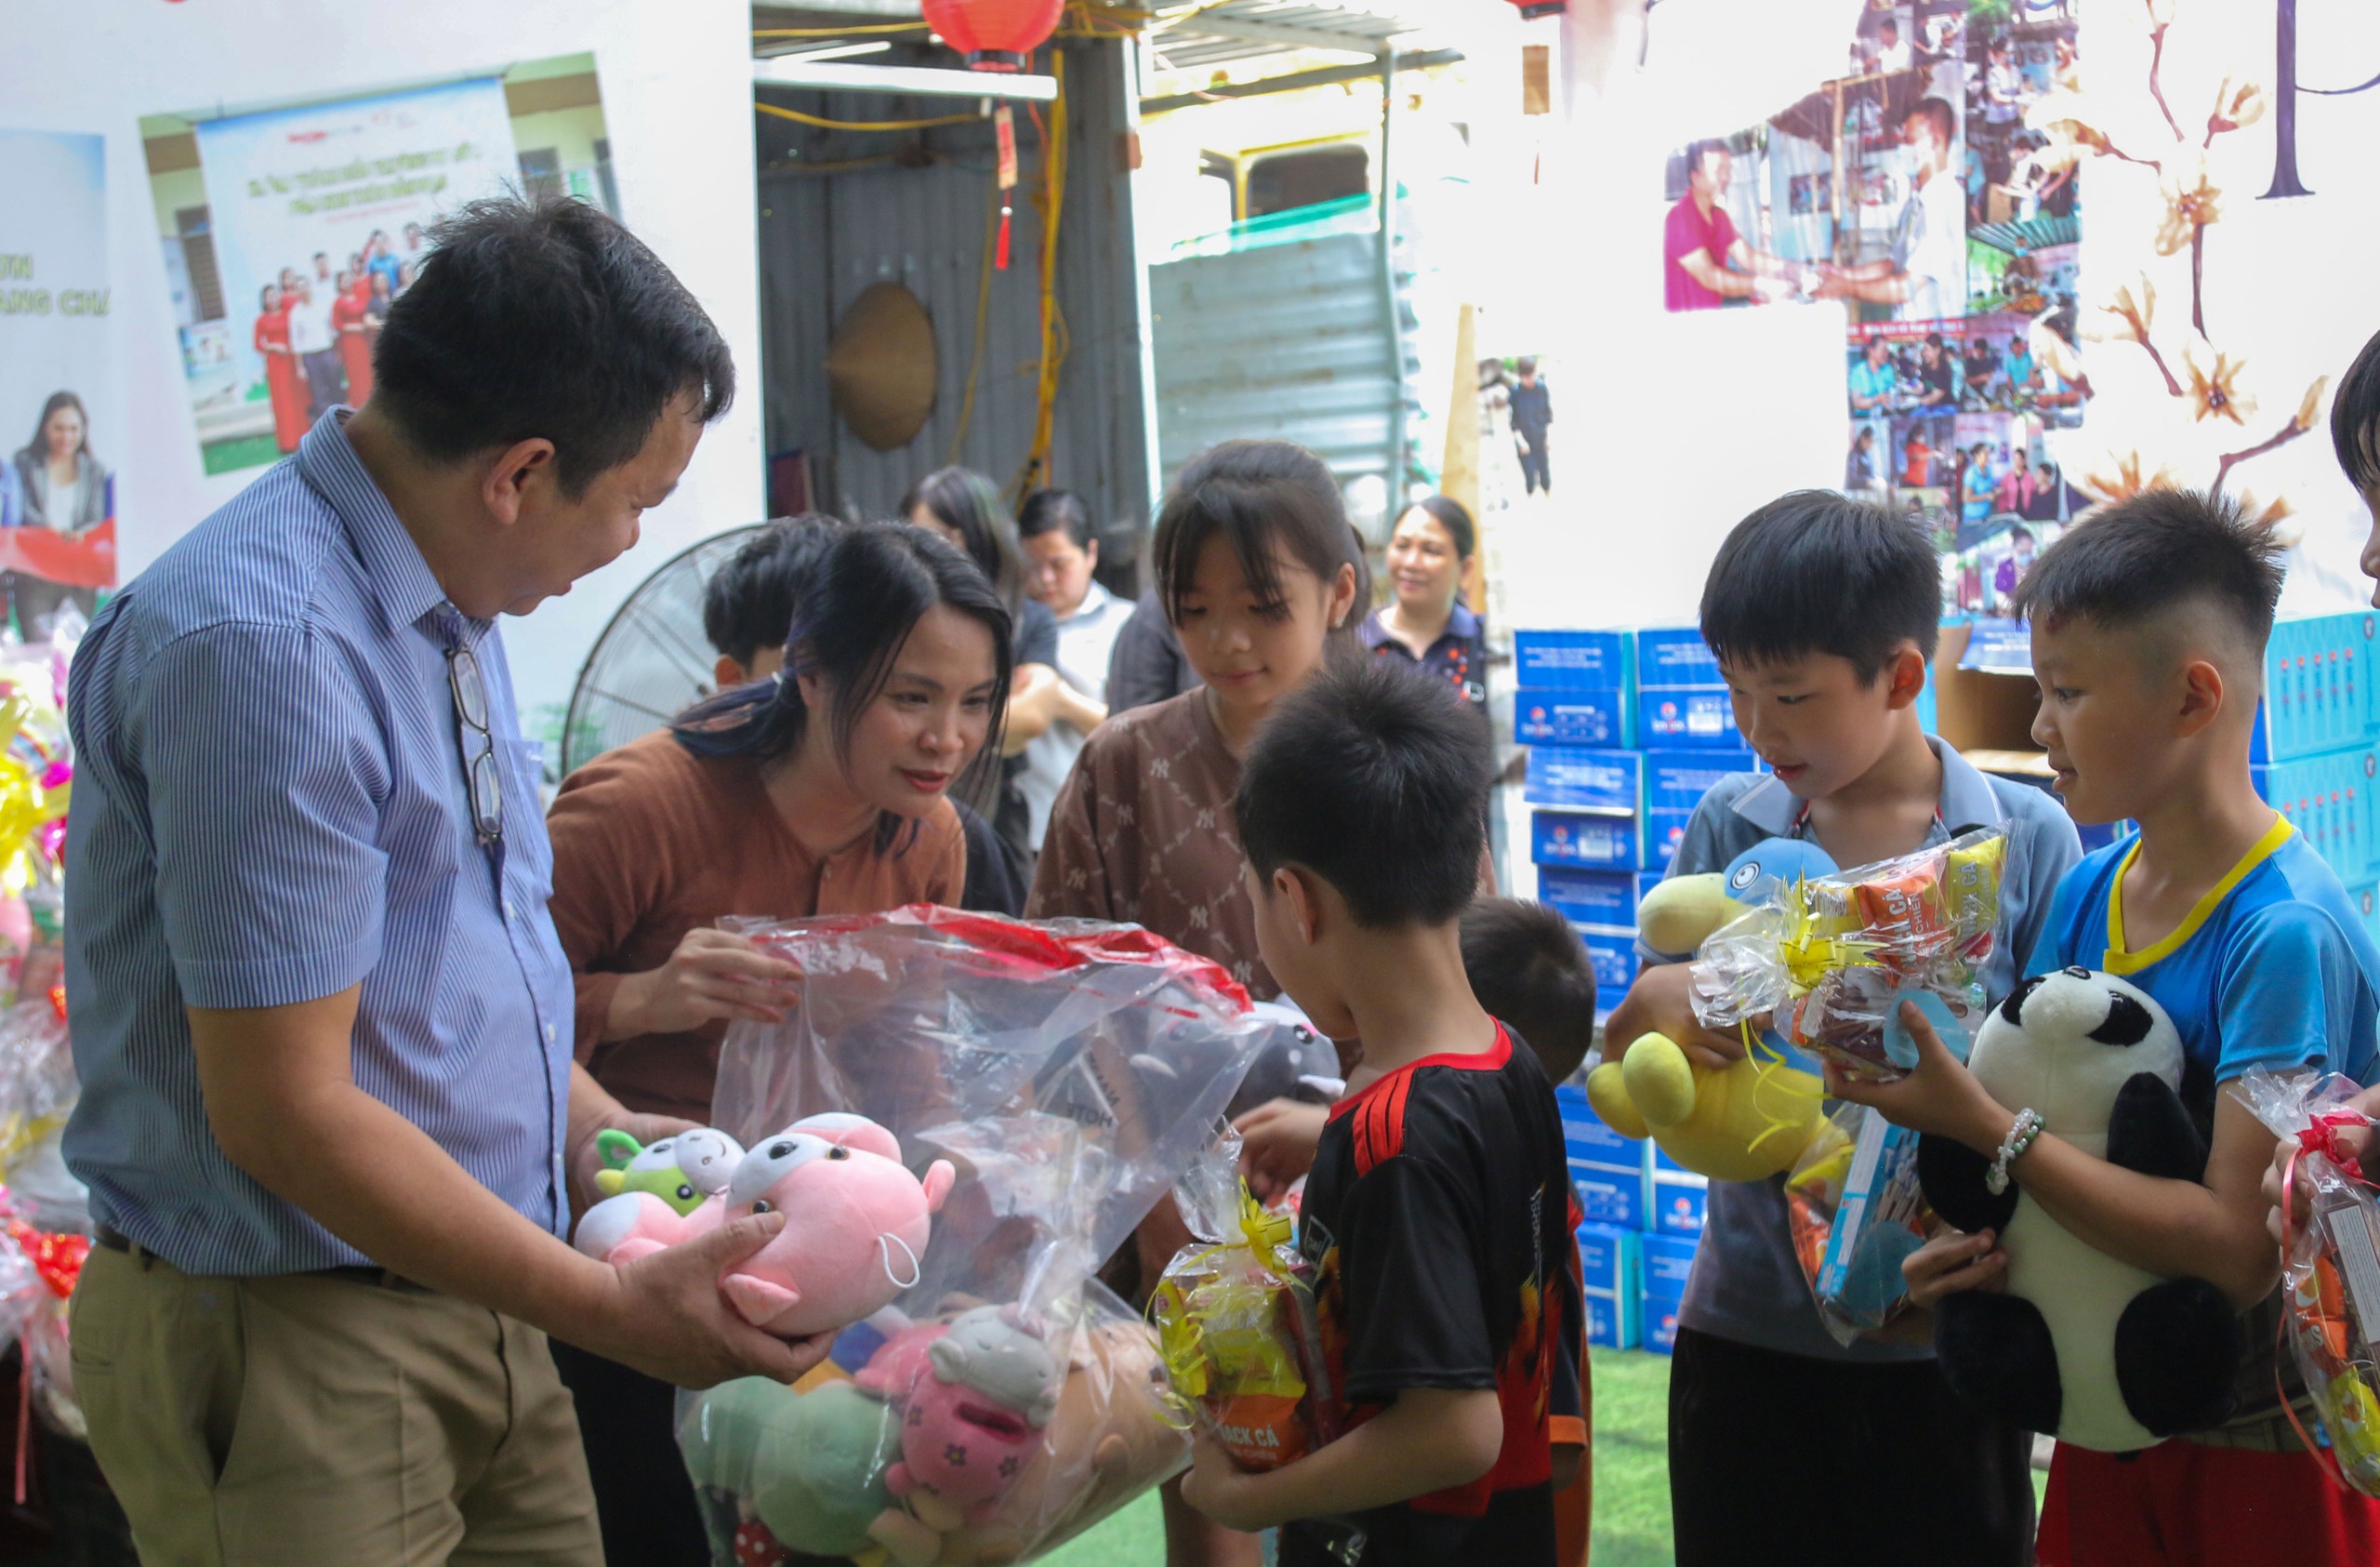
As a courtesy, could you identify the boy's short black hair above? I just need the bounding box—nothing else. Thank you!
[374,194,734,498]
[1237,660,1490,929]
[2333,325,2380,495]
[2010,488,2283,652]
[1699,489,1942,681]
[1460,898,1597,1082]
[702,514,840,667]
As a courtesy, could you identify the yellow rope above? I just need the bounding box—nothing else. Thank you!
[1012,53,1068,502]
[755,102,979,133]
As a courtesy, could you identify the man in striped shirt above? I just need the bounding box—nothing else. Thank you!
[60,196,824,1563]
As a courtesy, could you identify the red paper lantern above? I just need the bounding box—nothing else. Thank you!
[922,0,1064,72]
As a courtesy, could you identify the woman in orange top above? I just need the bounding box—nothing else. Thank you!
[331,268,375,406]
[544,519,1012,1567]
[251,282,306,453]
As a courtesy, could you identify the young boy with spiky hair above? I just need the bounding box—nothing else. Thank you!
[1848,489,2380,1564]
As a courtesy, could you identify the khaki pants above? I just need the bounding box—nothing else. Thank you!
[71,1244,603,1566]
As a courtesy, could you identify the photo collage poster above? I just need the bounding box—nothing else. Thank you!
[1662,0,2087,618]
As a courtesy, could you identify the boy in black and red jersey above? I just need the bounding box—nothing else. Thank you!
[1179,659,1582,1566]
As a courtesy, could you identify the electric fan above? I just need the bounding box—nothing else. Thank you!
[558,524,769,778]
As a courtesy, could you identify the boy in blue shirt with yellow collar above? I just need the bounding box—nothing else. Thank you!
[1851,490,2380,1565]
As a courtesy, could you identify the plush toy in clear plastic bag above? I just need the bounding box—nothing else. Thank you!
[1691,829,2004,1082]
[2236,1066,2380,1494]
[1784,1103,1932,1346]
[672,907,1285,1566]
[1149,1129,1339,1472]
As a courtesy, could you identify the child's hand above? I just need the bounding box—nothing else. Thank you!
[1827,1000,2009,1153]
[1614,962,1750,1075]
[1236,1098,1327,1202]
[1903,1226,2008,1308]
[1179,1433,1275,1534]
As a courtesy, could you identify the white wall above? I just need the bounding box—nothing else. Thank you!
[10,0,764,737]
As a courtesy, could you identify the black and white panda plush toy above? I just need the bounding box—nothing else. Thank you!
[1917,967,2244,1452]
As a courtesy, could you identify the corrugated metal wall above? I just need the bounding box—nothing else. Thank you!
[1147,227,1417,498]
[754,39,1156,539]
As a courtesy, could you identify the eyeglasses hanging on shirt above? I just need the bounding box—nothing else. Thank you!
[445,644,505,849]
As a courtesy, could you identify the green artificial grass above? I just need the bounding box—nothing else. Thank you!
[1038,1490,1167,1565]
[1590,1347,1676,1567]
[201,433,283,476]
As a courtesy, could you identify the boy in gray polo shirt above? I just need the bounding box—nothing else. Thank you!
[1603,490,2080,1567]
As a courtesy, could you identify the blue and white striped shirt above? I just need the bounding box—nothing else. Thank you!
[61,412,573,1275]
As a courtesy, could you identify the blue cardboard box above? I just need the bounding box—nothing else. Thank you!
[1645,809,1693,872]
[1515,689,1633,750]
[1641,1234,1699,1355]
[1580,928,1639,1004]
[2254,613,2380,763]
[1649,1175,1709,1238]
[1525,747,1640,811]
[1538,867,1640,928]
[1515,630,1633,691]
[1635,626,1724,689]
[1560,1085,1649,1228]
[1644,749,1758,813]
[1533,809,1643,870]
[1638,689,1741,748]
[1577,1222,1643,1351]
[2255,745,2378,884]
[1576,1222,1642,1299]
[1585,1288,1641,1351]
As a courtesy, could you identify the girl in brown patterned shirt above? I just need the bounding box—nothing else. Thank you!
[1028,439,1365,1567]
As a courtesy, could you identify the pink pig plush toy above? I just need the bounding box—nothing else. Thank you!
[572,1113,954,1343]
[720,1112,958,1338]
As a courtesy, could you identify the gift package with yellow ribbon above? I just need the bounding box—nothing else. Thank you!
[1691,827,2007,1082]
[1150,1136,1339,1474]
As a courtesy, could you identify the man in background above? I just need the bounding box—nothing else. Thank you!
[1818,99,1964,320]
[1512,358,1554,496]
[1663,141,1807,311]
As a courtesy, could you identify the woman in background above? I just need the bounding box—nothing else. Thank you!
[254,281,307,455]
[902,467,1071,870]
[1362,494,1487,711]
[331,266,376,406]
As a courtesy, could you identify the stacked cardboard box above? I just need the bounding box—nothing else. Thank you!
[1559,1082,1706,1354]
[1516,627,1758,1016]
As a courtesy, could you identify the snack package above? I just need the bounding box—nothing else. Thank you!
[1691,829,2004,1082]
[676,908,1287,1566]
[2236,1067,2380,1494]
[1150,1132,1338,1472]
[1784,1104,1932,1346]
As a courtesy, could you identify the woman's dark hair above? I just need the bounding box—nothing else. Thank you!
[28,392,93,466]
[372,193,734,498]
[258,283,279,310]
[1017,488,1095,551]
[1152,439,1368,632]
[2334,325,2380,496]
[702,514,842,669]
[671,522,1013,851]
[1396,495,1475,562]
[903,468,1025,614]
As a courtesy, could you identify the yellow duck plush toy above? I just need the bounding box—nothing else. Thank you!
[1585,838,1834,1183]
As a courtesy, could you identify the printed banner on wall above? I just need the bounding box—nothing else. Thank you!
[0,128,119,638]
[185,76,520,477]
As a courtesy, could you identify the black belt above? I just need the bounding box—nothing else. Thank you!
[93,1224,418,1290]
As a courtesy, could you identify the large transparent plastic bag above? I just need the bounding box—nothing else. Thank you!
[2237,1066,2380,1494]
[681,907,1285,1565]
[714,908,1285,1282]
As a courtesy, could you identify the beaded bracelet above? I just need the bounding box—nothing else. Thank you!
[1986,1108,2045,1196]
